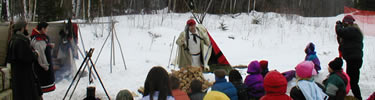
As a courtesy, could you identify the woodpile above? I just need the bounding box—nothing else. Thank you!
[171,67,213,92]
[138,67,213,94]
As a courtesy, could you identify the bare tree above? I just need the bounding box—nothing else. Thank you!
[75,0,81,18]
[253,0,256,10]
[233,0,237,13]
[230,0,233,13]
[168,0,171,12]
[88,0,91,21]
[248,0,251,13]
[173,0,176,12]
[32,0,36,20]
[22,0,26,20]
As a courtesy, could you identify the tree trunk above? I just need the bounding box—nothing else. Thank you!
[173,0,176,12]
[82,0,85,20]
[20,0,26,20]
[1,0,8,21]
[253,0,256,10]
[221,0,225,13]
[32,0,36,21]
[88,0,91,20]
[100,0,103,16]
[76,0,81,18]
[28,0,33,21]
[60,0,64,7]
[233,0,237,13]
[168,0,171,12]
[248,0,251,13]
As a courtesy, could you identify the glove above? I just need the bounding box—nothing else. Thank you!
[336,21,342,25]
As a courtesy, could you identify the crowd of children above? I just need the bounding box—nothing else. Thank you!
[112,15,370,100]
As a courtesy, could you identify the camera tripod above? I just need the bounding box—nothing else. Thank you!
[63,48,110,100]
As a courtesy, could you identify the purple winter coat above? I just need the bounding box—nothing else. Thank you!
[244,61,265,99]
[305,43,321,72]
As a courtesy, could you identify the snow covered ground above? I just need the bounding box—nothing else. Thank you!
[44,11,375,99]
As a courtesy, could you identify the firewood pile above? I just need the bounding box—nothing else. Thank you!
[171,67,213,92]
[138,67,213,95]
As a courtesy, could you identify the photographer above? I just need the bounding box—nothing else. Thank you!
[335,15,364,100]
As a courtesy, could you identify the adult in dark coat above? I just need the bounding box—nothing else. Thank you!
[7,20,42,100]
[335,15,364,100]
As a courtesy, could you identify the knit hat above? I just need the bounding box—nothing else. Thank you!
[329,57,343,71]
[295,61,317,78]
[343,15,355,25]
[259,60,268,70]
[13,20,27,31]
[203,91,230,100]
[247,60,261,74]
[264,71,287,94]
[187,19,196,26]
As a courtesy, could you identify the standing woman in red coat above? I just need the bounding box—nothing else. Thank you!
[31,22,56,93]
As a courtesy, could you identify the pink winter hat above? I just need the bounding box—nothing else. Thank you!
[295,61,317,78]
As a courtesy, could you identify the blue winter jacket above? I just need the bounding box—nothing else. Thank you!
[212,77,239,100]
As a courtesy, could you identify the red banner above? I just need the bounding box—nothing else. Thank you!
[344,6,375,36]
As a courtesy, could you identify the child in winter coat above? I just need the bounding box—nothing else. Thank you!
[259,60,295,82]
[189,79,205,100]
[282,70,296,82]
[229,69,249,100]
[304,42,321,73]
[259,60,269,78]
[170,75,190,100]
[290,61,328,100]
[203,91,230,100]
[260,71,292,100]
[244,60,265,99]
[142,66,174,100]
[212,69,238,100]
[323,57,349,100]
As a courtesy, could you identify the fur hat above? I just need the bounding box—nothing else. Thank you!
[13,20,27,31]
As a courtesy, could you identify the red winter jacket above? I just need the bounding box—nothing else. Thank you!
[260,71,293,100]
[172,89,190,100]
